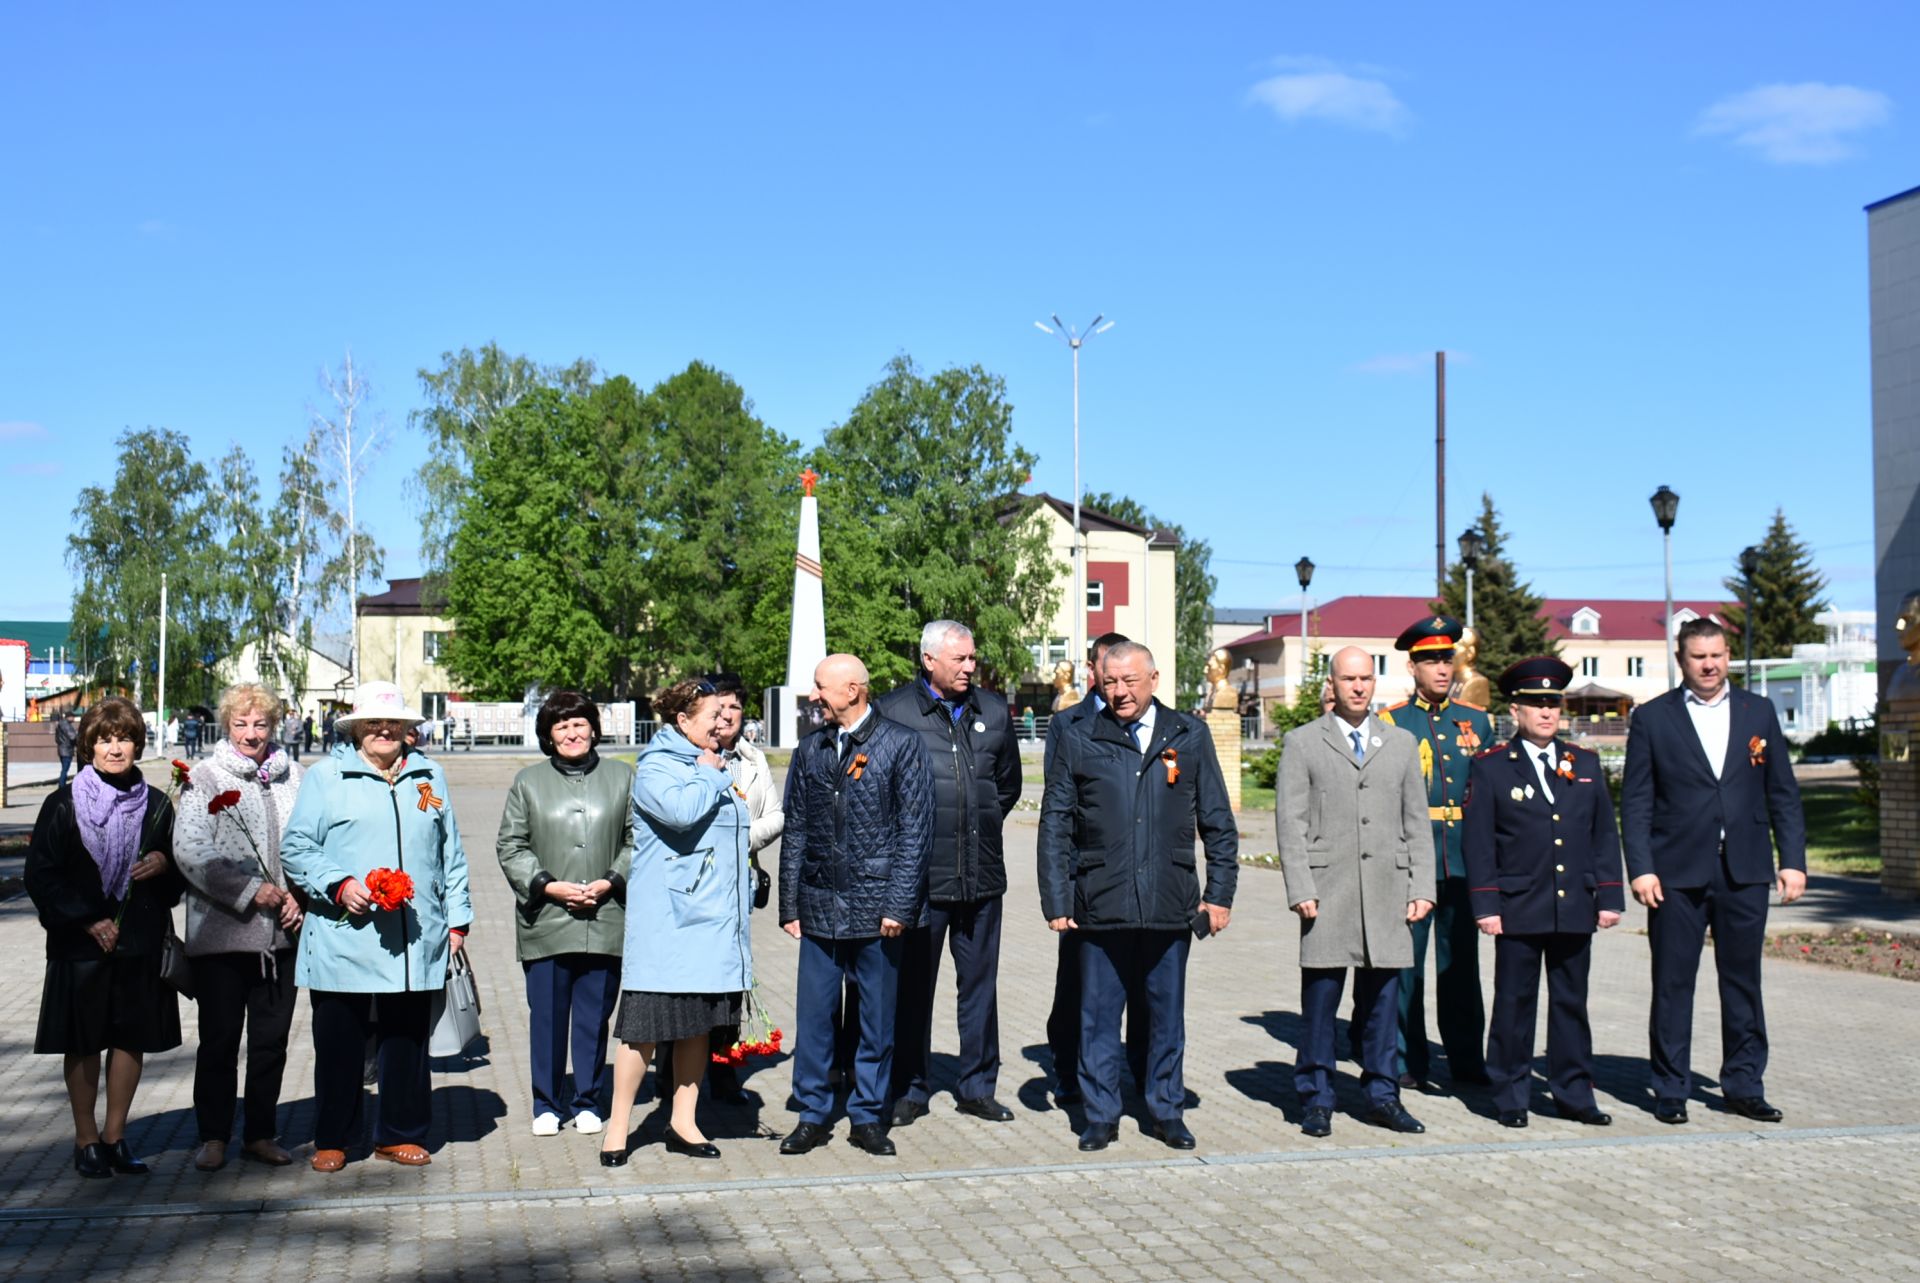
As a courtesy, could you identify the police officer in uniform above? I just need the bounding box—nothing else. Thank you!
[1378,615,1492,1088]
[1463,657,1624,1128]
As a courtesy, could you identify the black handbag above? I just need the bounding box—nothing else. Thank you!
[159,920,195,998]
[751,857,770,910]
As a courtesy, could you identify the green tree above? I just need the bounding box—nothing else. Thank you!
[810,356,1061,691]
[67,428,229,712]
[1722,508,1830,659]
[410,343,597,585]
[1080,491,1218,708]
[1436,492,1554,708]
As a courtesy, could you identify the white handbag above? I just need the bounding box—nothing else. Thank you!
[428,950,483,1058]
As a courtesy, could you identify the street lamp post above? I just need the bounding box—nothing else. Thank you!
[1650,486,1680,690]
[1295,556,1315,700]
[1739,544,1761,690]
[1035,314,1115,691]
[1457,526,1486,631]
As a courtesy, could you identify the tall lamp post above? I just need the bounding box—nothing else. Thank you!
[1650,485,1680,689]
[1739,544,1761,690]
[1035,314,1115,687]
[1457,526,1485,630]
[1295,556,1315,699]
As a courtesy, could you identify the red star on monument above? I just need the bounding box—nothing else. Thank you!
[799,467,819,496]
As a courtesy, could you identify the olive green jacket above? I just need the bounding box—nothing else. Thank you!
[495,754,635,962]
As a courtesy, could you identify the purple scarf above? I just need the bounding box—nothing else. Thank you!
[70,765,148,901]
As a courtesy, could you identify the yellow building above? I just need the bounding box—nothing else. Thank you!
[355,578,459,720]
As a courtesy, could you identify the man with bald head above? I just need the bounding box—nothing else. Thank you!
[1277,646,1434,1138]
[778,654,934,1158]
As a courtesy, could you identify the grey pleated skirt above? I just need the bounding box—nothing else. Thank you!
[613,990,742,1045]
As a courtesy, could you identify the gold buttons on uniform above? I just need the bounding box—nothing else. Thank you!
[1554,838,1563,846]
[1557,889,1565,898]
[1552,814,1560,821]
[1556,864,1565,873]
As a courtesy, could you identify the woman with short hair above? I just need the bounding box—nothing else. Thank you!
[599,677,755,1166]
[172,682,306,1171]
[496,690,633,1138]
[25,696,184,1178]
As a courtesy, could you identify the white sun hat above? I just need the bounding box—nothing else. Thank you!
[334,681,415,724]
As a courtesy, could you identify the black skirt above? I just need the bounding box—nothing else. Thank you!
[613,990,742,1045]
[35,955,183,1054]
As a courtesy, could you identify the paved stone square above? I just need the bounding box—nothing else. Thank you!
[1,752,1917,1280]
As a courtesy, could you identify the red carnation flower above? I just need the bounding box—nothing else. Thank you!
[364,867,416,912]
[208,789,243,815]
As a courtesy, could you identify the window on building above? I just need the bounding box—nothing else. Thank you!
[1626,656,1645,678]
[1029,637,1070,672]
[1571,607,1601,636]
[1374,654,1388,676]
[1087,580,1104,610]
[1580,657,1600,678]
[423,631,449,663]
[421,692,448,719]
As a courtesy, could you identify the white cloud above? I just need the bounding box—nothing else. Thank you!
[1248,57,1408,135]
[0,420,47,441]
[1695,82,1892,164]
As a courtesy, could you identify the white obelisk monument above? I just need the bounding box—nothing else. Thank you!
[768,467,828,747]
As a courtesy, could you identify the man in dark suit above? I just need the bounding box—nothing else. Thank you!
[1621,618,1807,1124]
[876,620,1024,1127]
[1464,657,1625,1129]
[1038,641,1237,1152]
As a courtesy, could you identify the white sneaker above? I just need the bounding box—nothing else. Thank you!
[573,1109,604,1135]
[531,1112,562,1137]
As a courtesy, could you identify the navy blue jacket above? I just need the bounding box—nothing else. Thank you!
[1038,700,1238,931]
[1620,686,1806,889]
[874,680,1022,904]
[778,709,933,939]
[1041,694,1101,778]
[1463,740,1624,933]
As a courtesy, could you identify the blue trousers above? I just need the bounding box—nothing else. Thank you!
[523,953,620,1121]
[1079,930,1188,1125]
[793,934,901,1126]
[1649,852,1771,1099]
[1488,933,1596,1113]
[1299,967,1400,1111]
[1398,875,1486,1080]
[894,896,1003,1105]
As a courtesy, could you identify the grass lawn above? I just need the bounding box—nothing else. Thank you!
[1240,776,1275,813]
[1800,782,1879,876]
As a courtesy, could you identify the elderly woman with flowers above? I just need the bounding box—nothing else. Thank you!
[599,677,756,1167]
[172,682,306,1171]
[280,681,473,1173]
[25,697,185,1179]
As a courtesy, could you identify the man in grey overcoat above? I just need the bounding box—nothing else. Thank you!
[1278,646,1434,1139]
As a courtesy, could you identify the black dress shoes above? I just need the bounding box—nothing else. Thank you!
[1554,1101,1613,1126]
[1725,1095,1783,1122]
[1497,1109,1528,1128]
[955,1096,1015,1122]
[664,1128,721,1159]
[74,1143,112,1179]
[599,1146,630,1167]
[1654,1098,1689,1125]
[847,1123,896,1156]
[1362,1103,1426,1134]
[779,1122,833,1155]
[1077,1122,1119,1152]
[1300,1106,1333,1138]
[890,1099,928,1128]
[103,1139,148,1175]
[1151,1118,1196,1150]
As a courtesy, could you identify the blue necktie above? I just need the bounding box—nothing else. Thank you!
[1350,728,1365,763]
[1127,720,1143,749]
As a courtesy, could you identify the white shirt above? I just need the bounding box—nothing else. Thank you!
[1523,739,1558,804]
[1683,684,1731,780]
[1335,713,1371,760]
[837,706,874,758]
[1124,703,1158,758]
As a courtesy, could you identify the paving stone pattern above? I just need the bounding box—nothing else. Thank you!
[1,754,1917,1280]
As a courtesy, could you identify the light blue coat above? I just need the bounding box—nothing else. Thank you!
[281,745,474,994]
[625,727,754,995]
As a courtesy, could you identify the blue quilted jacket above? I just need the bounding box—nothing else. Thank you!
[778,709,933,939]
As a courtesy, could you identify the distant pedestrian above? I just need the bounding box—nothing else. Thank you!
[53,711,77,788]
[184,715,202,759]
[282,710,303,762]
[303,715,315,753]
[1021,706,1036,744]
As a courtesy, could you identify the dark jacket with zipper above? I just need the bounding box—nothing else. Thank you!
[875,679,1022,904]
[778,709,933,939]
[1038,699,1239,931]
[25,781,183,961]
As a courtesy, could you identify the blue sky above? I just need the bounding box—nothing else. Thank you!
[3,3,1911,625]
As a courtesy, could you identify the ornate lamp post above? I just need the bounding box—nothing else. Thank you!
[1457,526,1486,630]
[1650,486,1681,689]
[1295,556,1315,699]
[1739,543,1762,689]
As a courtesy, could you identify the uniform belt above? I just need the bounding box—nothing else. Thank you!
[1428,805,1462,821]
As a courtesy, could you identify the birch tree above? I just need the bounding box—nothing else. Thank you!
[311,350,387,685]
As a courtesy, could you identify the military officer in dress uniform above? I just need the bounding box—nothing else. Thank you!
[1378,615,1492,1089]
[1463,657,1625,1128]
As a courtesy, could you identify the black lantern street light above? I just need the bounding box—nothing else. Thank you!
[1650,486,1681,689]
[1457,526,1486,630]
[1739,543,1762,690]
[1295,556,1315,697]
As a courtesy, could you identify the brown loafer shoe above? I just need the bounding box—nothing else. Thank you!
[192,1140,227,1171]
[242,1139,293,1167]
[311,1148,347,1173]
[373,1143,431,1167]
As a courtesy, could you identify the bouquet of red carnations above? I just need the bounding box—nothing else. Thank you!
[711,984,784,1066]
[364,867,415,912]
